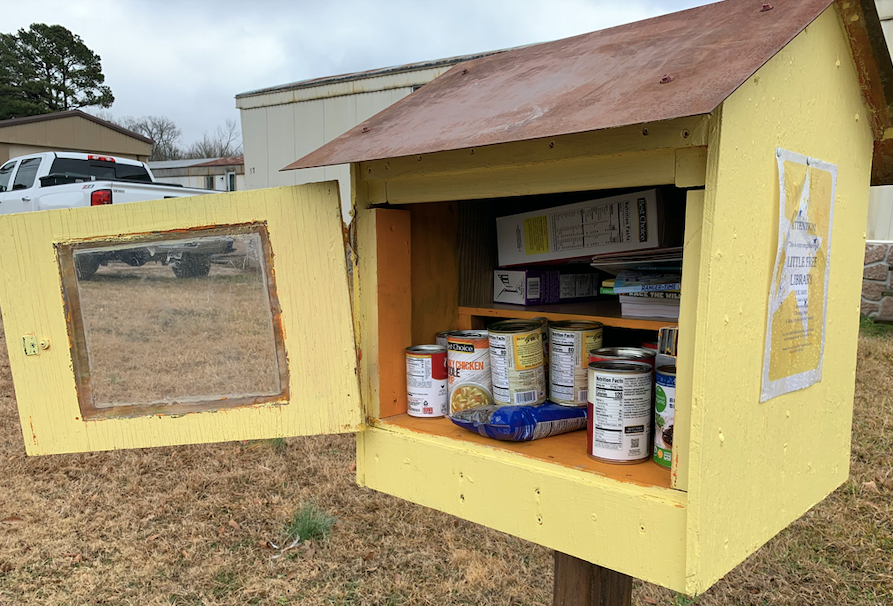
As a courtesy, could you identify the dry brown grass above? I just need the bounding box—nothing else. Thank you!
[0,313,890,604]
[80,253,280,406]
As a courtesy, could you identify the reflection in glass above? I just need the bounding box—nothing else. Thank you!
[66,228,285,411]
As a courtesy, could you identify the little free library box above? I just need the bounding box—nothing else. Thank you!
[1,0,892,596]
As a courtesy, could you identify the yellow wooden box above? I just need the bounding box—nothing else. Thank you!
[0,0,890,596]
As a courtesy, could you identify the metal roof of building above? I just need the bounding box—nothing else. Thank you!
[236,51,506,100]
[286,0,893,173]
[0,110,153,145]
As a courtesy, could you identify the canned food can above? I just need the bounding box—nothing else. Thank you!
[530,317,550,379]
[406,345,449,418]
[587,361,653,464]
[447,331,493,414]
[435,331,452,348]
[549,320,604,407]
[589,346,656,368]
[488,320,547,406]
[653,365,676,469]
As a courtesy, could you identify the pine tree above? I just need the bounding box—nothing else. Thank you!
[0,24,114,120]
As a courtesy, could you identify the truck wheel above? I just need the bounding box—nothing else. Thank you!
[172,254,212,279]
[75,255,100,280]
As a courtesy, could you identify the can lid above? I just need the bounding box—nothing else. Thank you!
[588,361,653,373]
[657,365,677,375]
[488,319,542,334]
[448,330,489,340]
[589,346,656,359]
[549,320,604,330]
[407,345,448,354]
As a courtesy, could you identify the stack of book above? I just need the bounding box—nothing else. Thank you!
[601,270,681,319]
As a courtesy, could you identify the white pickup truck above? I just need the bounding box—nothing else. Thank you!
[0,152,230,278]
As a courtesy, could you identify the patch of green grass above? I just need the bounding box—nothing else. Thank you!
[268,437,287,451]
[859,315,893,337]
[211,570,241,598]
[285,502,336,543]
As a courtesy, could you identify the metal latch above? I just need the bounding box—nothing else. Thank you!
[22,335,38,356]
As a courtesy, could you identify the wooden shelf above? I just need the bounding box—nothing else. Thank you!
[458,301,676,330]
[377,414,675,491]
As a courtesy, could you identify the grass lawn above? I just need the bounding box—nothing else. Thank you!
[0,304,890,604]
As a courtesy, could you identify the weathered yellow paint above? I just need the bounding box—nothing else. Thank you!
[671,189,706,492]
[684,7,872,594]
[365,149,678,205]
[358,420,689,592]
[0,184,362,455]
[674,147,708,189]
[360,116,707,182]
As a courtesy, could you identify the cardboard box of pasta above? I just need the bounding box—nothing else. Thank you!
[495,189,680,267]
[493,269,598,305]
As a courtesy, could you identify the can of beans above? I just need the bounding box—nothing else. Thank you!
[488,320,547,406]
[549,320,604,407]
[435,331,452,348]
[653,365,676,470]
[587,361,653,464]
[406,345,448,418]
[447,331,493,414]
[589,346,656,369]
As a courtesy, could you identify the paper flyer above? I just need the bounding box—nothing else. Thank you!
[760,148,837,402]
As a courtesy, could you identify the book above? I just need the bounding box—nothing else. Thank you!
[612,270,681,294]
[620,301,680,319]
[620,295,681,319]
[619,292,680,300]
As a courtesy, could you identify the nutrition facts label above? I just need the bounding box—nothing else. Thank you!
[590,371,651,461]
[549,200,633,251]
[549,328,602,405]
[406,355,433,388]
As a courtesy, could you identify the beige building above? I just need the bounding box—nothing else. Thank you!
[236,52,500,222]
[149,157,245,191]
[0,109,152,164]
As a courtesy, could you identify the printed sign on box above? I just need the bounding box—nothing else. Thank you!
[761,148,837,402]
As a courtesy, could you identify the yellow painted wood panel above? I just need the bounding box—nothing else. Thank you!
[360,116,707,181]
[671,189,707,492]
[0,184,361,455]
[358,423,689,592]
[376,149,677,205]
[685,7,873,594]
[674,147,708,188]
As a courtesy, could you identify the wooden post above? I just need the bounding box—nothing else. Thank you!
[553,551,633,606]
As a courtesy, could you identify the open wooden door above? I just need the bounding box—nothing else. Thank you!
[0,183,361,455]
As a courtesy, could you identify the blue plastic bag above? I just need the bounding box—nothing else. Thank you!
[449,401,586,441]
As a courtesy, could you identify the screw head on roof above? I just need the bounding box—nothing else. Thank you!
[760,3,773,11]
[659,74,674,84]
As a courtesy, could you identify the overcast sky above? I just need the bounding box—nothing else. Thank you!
[5,1,712,146]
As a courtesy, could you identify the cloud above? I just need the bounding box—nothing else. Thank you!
[1,0,710,144]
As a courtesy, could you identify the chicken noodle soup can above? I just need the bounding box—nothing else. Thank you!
[653,365,676,469]
[549,320,604,407]
[587,361,653,464]
[406,345,449,418]
[447,331,493,414]
[488,320,547,406]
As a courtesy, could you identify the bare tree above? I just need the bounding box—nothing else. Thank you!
[185,118,242,159]
[120,115,184,161]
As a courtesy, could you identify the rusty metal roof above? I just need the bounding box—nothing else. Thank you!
[285,0,858,171]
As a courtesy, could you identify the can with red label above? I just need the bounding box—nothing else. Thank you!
[406,345,448,418]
